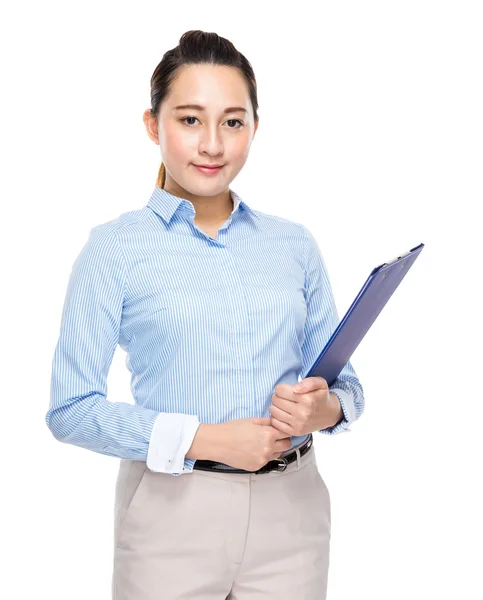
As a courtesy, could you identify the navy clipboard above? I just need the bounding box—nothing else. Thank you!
[307,242,425,386]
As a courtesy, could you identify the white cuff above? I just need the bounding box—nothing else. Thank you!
[146,413,201,474]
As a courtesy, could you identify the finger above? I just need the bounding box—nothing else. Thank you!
[272,394,296,410]
[293,376,328,393]
[252,417,272,425]
[270,416,292,436]
[269,404,292,423]
[274,383,297,401]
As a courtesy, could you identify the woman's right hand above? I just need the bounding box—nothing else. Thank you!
[212,417,293,472]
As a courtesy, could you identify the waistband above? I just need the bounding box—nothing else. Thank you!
[192,433,313,475]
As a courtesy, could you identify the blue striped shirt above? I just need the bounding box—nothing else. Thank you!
[46,186,364,475]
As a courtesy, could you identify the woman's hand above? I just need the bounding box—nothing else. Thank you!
[209,418,293,472]
[269,376,343,436]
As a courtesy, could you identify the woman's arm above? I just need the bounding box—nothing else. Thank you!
[46,223,198,469]
[299,225,365,434]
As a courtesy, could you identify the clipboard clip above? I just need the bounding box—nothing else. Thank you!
[385,249,411,265]
[370,243,424,276]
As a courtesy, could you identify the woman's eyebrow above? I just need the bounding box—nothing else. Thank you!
[173,104,247,114]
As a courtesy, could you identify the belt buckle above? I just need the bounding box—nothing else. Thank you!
[255,457,288,475]
[272,457,288,472]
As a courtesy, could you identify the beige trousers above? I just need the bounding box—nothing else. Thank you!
[111,444,331,599]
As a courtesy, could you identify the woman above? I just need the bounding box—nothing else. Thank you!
[46,29,364,600]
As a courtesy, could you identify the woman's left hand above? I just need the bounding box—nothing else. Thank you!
[269,376,343,436]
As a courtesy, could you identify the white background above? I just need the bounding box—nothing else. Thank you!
[1,1,481,598]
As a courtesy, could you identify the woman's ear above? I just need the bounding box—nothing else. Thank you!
[252,118,259,140]
[143,109,159,145]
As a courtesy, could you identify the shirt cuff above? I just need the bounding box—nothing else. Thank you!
[146,413,201,475]
[319,388,355,435]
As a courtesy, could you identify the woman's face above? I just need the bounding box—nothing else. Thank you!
[145,63,258,196]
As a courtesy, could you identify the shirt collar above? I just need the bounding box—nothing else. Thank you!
[146,186,260,225]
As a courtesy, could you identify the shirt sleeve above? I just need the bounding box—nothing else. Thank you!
[299,226,365,435]
[147,414,202,475]
[46,223,201,472]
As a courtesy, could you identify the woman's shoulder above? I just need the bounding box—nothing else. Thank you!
[90,206,151,234]
[252,208,307,237]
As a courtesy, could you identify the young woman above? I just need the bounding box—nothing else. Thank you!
[46,29,364,600]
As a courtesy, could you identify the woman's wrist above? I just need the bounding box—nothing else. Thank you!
[328,392,344,427]
[185,423,221,461]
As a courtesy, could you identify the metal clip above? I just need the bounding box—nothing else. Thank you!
[272,457,288,472]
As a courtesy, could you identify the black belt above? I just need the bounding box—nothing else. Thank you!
[193,433,313,475]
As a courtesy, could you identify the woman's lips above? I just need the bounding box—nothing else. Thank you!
[192,164,224,175]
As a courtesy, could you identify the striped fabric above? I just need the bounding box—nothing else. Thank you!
[46,186,364,475]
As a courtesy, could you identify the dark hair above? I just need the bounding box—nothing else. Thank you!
[149,30,259,188]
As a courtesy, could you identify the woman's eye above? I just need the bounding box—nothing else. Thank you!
[181,116,199,126]
[226,119,244,128]
[180,117,243,129]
